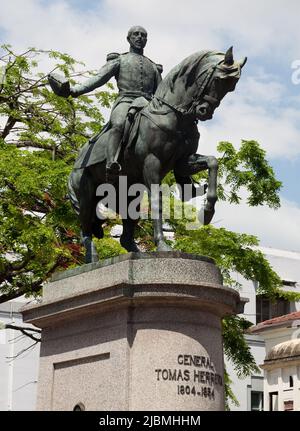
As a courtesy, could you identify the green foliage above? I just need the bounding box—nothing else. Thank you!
[94,237,127,260]
[277,290,300,302]
[216,140,282,208]
[224,369,239,410]
[174,225,282,296]
[0,45,115,301]
[223,316,260,377]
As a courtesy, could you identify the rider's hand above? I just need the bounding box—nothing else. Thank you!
[48,73,71,98]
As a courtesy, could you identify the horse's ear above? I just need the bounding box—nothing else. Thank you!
[239,57,247,69]
[224,46,234,66]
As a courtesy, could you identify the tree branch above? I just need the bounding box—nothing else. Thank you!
[6,341,40,360]
[1,115,17,139]
[5,323,41,342]
[0,259,62,304]
[0,279,42,304]
[5,140,64,154]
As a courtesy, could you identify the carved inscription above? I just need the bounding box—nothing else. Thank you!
[155,354,223,400]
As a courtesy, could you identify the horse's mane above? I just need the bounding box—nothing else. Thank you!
[155,51,216,96]
[155,50,241,98]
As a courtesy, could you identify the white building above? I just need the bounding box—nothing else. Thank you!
[226,246,300,411]
[0,298,40,411]
[249,310,300,411]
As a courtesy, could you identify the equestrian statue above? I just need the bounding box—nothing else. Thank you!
[48,26,246,263]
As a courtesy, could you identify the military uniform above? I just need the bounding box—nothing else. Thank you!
[72,52,162,169]
[72,51,162,99]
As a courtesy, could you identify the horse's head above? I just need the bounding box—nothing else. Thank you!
[156,48,246,121]
[192,47,247,121]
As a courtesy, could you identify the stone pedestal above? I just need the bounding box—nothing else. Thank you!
[22,252,241,411]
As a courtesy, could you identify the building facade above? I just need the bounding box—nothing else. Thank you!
[226,247,300,411]
[250,311,300,411]
[0,298,40,411]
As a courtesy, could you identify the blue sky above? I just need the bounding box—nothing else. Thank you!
[1,0,300,251]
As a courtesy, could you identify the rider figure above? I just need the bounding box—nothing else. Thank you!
[70,26,162,176]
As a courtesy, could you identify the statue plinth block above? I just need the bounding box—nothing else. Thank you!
[22,252,241,411]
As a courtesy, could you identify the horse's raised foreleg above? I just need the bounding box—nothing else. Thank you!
[198,155,218,225]
[143,154,172,251]
[174,153,218,224]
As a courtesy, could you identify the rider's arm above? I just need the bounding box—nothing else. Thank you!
[70,56,120,97]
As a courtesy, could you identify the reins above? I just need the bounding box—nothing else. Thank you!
[152,59,224,118]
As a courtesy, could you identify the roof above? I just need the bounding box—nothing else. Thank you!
[258,246,300,260]
[249,310,300,333]
[265,339,300,362]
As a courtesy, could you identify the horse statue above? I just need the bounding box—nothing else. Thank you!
[66,47,246,263]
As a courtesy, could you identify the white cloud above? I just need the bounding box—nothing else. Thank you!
[1,1,299,156]
[213,193,300,253]
[1,0,299,160]
[241,75,285,105]
[1,0,299,69]
[200,97,300,159]
[199,70,300,160]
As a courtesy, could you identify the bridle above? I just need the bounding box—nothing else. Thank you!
[140,56,232,136]
[154,58,224,119]
[186,60,225,117]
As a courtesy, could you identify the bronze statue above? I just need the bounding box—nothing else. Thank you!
[49,28,246,263]
[50,25,162,179]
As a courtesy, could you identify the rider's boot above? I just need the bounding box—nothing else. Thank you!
[106,129,122,183]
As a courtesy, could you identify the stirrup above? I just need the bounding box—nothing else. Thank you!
[107,161,122,174]
[106,161,122,183]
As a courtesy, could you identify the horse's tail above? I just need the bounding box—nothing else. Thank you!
[68,171,80,215]
[68,168,105,240]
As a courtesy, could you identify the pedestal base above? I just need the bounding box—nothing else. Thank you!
[22,252,241,411]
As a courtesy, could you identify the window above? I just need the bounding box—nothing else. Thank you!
[251,391,263,411]
[282,280,296,288]
[256,295,290,324]
[284,400,294,411]
[73,402,85,411]
[269,392,278,411]
[289,376,294,388]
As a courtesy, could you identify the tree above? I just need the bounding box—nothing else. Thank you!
[1,45,299,408]
[0,45,116,303]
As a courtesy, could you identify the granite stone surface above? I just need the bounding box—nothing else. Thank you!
[22,252,240,411]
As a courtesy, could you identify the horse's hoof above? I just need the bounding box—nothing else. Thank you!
[83,237,99,263]
[156,241,173,252]
[85,253,99,264]
[92,222,104,239]
[198,207,215,225]
[120,237,140,253]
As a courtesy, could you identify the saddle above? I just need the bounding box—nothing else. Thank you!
[73,97,149,170]
[118,96,149,158]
